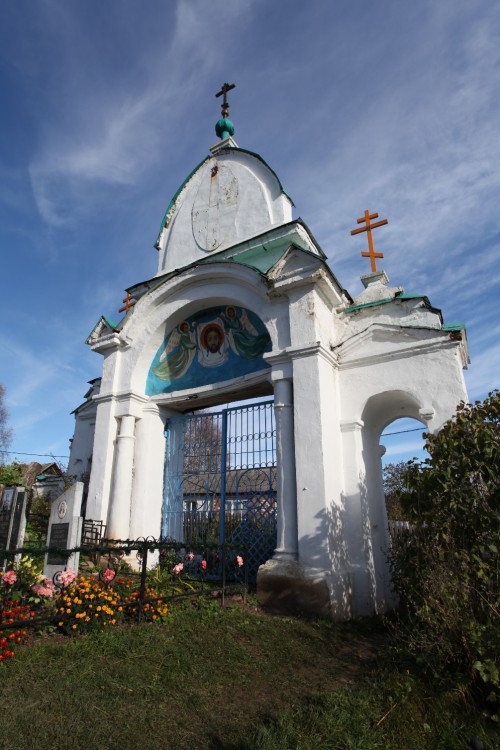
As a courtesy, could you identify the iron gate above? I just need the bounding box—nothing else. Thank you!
[162,400,277,581]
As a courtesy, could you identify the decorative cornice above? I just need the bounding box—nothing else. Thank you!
[285,341,338,367]
[340,420,364,433]
[89,332,122,353]
[337,337,458,371]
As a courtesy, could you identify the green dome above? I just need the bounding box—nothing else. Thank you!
[215,117,235,139]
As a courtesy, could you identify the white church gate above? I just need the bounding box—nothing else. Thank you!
[73,85,471,618]
[162,401,277,581]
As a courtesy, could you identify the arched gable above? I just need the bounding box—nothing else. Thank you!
[110,263,288,400]
[146,304,271,396]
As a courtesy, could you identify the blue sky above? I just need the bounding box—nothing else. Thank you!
[0,0,498,467]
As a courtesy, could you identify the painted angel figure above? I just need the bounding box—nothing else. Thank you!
[220,306,270,360]
[153,321,198,380]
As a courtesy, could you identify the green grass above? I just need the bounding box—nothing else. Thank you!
[0,600,495,750]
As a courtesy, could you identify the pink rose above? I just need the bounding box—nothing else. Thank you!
[201,560,207,570]
[236,556,244,567]
[173,563,183,575]
[103,569,116,582]
[60,569,76,586]
[3,571,16,586]
[31,579,56,599]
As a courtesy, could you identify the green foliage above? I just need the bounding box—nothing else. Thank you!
[0,462,25,487]
[383,460,413,521]
[390,392,500,717]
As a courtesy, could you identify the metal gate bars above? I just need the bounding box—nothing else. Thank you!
[162,401,277,582]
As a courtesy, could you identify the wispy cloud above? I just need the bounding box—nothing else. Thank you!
[293,4,500,296]
[28,0,255,227]
[464,342,500,399]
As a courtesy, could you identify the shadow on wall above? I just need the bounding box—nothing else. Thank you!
[293,504,353,620]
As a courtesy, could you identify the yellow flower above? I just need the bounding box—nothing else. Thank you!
[72,624,77,630]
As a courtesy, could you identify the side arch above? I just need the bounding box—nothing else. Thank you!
[356,389,430,613]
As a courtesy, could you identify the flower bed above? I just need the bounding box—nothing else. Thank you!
[0,546,246,660]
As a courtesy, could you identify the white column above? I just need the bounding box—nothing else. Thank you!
[129,404,166,540]
[273,378,298,560]
[107,415,136,539]
[85,396,118,524]
[340,419,375,616]
[290,347,335,575]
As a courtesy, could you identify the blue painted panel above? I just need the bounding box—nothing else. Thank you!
[146,305,271,396]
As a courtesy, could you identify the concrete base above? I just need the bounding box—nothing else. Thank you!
[257,559,332,618]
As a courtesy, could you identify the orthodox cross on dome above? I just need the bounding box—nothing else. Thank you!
[216,82,236,118]
[350,209,388,273]
[118,292,136,314]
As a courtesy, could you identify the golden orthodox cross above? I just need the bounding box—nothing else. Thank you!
[350,210,388,272]
[118,292,136,313]
[216,82,236,118]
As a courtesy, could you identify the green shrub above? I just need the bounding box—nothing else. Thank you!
[389,392,499,718]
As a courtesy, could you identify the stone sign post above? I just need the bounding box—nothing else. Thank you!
[44,483,84,583]
[0,486,28,569]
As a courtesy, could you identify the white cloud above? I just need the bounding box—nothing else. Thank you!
[28,0,256,227]
[464,342,500,399]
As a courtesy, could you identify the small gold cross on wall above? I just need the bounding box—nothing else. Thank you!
[118,292,136,313]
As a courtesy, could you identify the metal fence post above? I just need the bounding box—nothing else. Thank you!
[243,546,248,606]
[221,543,226,607]
[138,541,148,622]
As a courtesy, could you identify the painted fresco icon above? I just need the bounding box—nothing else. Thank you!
[153,320,198,381]
[147,305,271,395]
[220,306,270,360]
[197,319,229,367]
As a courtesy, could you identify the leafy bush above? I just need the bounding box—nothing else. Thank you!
[383,460,413,521]
[0,462,25,488]
[389,392,499,717]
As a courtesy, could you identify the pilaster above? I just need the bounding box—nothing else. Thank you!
[107,415,136,539]
[129,404,166,539]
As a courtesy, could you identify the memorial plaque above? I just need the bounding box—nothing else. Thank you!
[47,522,70,565]
[0,488,14,513]
[44,483,84,581]
[0,488,25,566]
[8,491,26,552]
[0,511,11,551]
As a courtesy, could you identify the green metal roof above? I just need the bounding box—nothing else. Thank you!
[344,291,441,315]
[341,291,467,334]
[86,315,119,345]
[343,297,397,313]
[197,242,288,274]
